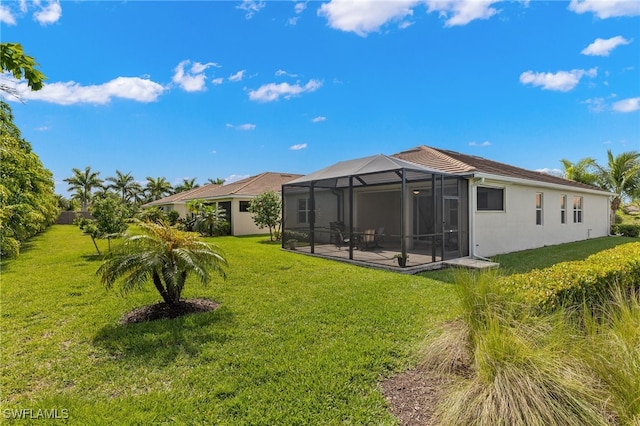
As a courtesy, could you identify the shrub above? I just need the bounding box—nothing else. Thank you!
[500,242,640,311]
[612,223,640,237]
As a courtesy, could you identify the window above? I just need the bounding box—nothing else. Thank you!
[560,195,567,224]
[573,196,583,223]
[535,192,543,225]
[239,201,251,212]
[477,186,504,211]
[297,198,309,224]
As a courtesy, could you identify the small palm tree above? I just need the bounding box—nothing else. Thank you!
[97,220,227,306]
[64,166,104,212]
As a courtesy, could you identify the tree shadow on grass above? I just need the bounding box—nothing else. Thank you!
[92,304,236,365]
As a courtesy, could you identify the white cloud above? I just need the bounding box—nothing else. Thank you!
[0,5,16,25]
[569,0,640,18]
[8,76,165,105]
[295,2,307,14]
[229,70,245,82]
[237,0,265,19]
[34,1,62,25]
[225,174,250,184]
[583,97,606,112]
[276,69,299,78]
[226,123,256,130]
[36,125,50,131]
[290,143,308,150]
[581,36,631,56]
[425,0,501,27]
[172,60,220,92]
[519,68,597,92]
[612,97,640,112]
[536,168,563,177]
[211,77,224,85]
[312,116,327,123]
[468,141,491,147]
[318,0,418,36]
[248,79,322,102]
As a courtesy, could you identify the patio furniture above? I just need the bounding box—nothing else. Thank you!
[335,228,350,250]
[361,229,376,250]
[374,227,385,248]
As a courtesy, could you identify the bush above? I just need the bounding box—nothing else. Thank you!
[611,223,640,237]
[500,242,640,311]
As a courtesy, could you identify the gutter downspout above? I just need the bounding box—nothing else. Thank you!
[469,178,491,261]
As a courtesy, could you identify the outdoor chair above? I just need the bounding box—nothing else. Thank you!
[374,227,385,248]
[335,228,350,250]
[361,229,376,250]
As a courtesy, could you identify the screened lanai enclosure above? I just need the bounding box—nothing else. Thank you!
[282,155,470,271]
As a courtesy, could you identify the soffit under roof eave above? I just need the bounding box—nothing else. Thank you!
[471,172,614,196]
[284,167,460,188]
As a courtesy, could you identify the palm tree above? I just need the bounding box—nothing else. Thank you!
[63,166,103,212]
[97,220,227,306]
[106,170,141,203]
[596,149,640,214]
[560,157,599,186]
[174,178,200,193]
[145,176,173,201]
[207,177,226,185]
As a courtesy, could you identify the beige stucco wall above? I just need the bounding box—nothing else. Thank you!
[472,179,611,258]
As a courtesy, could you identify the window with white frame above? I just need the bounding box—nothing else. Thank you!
[297,198,309,224]
[477,186,504,211]
[573,196,583,223]
[535,192,543,225]
[560,195,567,224]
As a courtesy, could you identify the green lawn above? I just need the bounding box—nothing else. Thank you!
[1,226,456,424]
[2,226,635,424]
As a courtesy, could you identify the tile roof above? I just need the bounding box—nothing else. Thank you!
[144,172,303,206]
[393,145,608,192]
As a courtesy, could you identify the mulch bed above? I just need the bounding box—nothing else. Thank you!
[119,298,220,324]
[381,366,455,426]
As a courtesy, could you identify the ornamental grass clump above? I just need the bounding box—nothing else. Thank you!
[424,270,611,426]
[581,286,640,425]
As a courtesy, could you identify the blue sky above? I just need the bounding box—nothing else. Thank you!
[2,0,639,195]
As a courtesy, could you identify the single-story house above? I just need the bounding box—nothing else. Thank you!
[282,146,613,270]
[144,172,302,236]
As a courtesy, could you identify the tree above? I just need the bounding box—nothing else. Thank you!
[145,176,173,201]
[0,102,59,257]
[77,194,129,254]
[596,149,640,215]
[64,166,104,212]
[207,177,225,185]
[97,220,227,306]
[247,191,281,241]
[560,157,599,186]
[106,170,142,204]
[0,42,46,96]
[174,178,199,193]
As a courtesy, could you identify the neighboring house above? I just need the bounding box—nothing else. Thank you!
[144,172,302,236]
[282,146,612,269]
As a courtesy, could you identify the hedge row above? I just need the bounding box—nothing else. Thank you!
[500,242,640,311]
